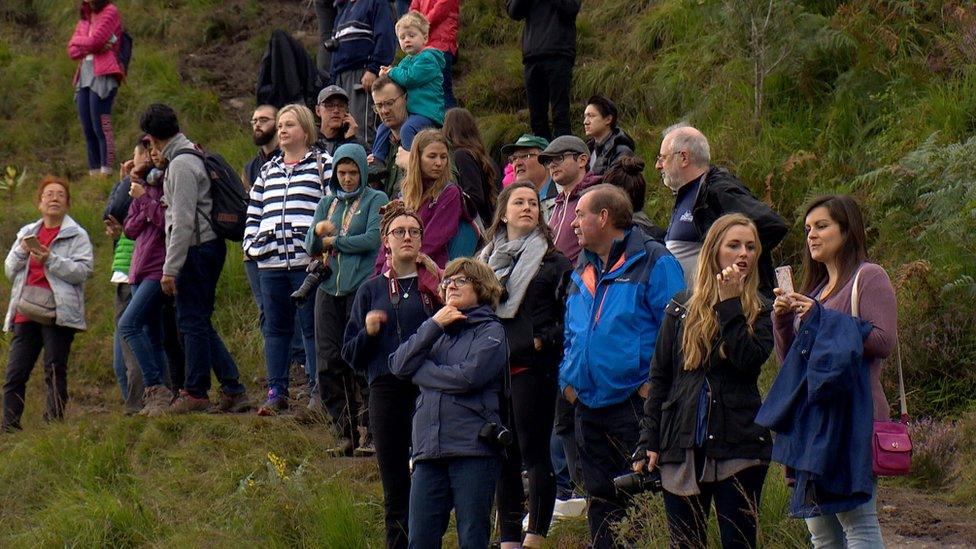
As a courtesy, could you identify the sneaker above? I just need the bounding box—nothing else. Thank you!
[257,389,288,416]
[139,385,172,417]
[552,497,587,519]
[168,390,212,414]
[327,437,354,457]
[218,390,253,413]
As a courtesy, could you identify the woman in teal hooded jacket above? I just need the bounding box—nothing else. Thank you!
[306,143,389,452]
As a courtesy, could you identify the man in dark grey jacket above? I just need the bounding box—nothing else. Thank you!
[506,0,581,140]
[140,103,250,414]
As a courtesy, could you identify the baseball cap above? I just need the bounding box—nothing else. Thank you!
[500,134,550,155]
[317,85,349,105]
[537,135,589,164]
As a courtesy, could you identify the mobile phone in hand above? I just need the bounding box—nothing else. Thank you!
[775,265,794,294]
[22,235,43,253]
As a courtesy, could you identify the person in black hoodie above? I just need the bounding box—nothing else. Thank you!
[635,213,774,549]
[478,182,572,549]
[342,201,441,549]
[506,0,580,140]
[584,95,635,176]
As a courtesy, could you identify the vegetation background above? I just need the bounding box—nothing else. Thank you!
[1,0,975,546]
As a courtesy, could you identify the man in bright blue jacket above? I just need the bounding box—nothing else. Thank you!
[559,184,685,548]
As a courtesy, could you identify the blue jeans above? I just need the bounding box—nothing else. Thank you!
[372,114,436,163]
[119,280,167,388]
[75,86,116,170]
[175,239,246,398]
[258,268,317,394]
[806,486,884,548]
[244,260,306,368]
[409,456,500,549]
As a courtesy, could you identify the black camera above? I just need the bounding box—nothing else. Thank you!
[612,469,663,495]
[291,259,331,306]
[478,422,513,447]
[323,37,340,51]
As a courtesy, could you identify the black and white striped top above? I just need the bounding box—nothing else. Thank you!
[242,148,333,270]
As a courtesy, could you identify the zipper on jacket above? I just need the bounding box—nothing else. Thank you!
[281,168,292,270]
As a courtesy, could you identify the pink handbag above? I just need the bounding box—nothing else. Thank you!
[852,268,912,477]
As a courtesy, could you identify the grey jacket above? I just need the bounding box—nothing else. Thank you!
[161,133,217,277]
[4,215,93,331]
[390,305,509,461]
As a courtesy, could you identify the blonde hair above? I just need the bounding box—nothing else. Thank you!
[276,104,317,148]
[402,129,451,211]
[681,213,763,371]
[396,10,430,37]
[442,258,503,308]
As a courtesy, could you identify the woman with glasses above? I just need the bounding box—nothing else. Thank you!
[343,201,442,549]
[480,182,572,549]
[391,257,507,549]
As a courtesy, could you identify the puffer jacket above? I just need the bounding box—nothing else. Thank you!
[390,304,509,461]
[67,3,124,84]
[4,216,94,331]
[306,143,389,296]
[587,127,636,176]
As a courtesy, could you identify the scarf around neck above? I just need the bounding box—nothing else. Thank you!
[479,228,548,318]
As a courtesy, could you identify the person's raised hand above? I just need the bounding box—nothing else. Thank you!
[432,305,466,328]
[365,310,388,336]
[104,216,122,239]
[717,264,746,301]
[316,219,336,237]
[790,292,816,320]
[772,288,793,317]
[129,181,146,199]
[343,112,359,139]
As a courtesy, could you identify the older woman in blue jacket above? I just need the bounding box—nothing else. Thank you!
[390,257,508,549]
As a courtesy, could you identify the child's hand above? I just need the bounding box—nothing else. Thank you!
[378,66,391,77]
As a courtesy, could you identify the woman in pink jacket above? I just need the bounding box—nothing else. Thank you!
[67,0,125,177]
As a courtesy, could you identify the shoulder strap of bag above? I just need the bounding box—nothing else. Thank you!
[851,265,909,421]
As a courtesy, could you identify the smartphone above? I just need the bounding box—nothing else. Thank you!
[22,235,43,253]
[775,265,795,294]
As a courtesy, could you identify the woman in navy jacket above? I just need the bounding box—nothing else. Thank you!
[390,257,508,549]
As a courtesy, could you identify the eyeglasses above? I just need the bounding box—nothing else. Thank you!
[250,116,273,126]
[440,276,472,289]
[372,95,404,113]
[319,101,347,111]
[656,151,684,163]
[388,227,422,239]
[508,152,539,163]
[542,153,577,168]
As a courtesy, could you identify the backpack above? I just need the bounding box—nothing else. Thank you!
[441,183,484,260]
[172,148,248,241]
[116,31,133,75]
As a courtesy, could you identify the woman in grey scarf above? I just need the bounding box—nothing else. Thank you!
[478,181,572,549]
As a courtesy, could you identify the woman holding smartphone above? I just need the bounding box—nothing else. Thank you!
[3,176,93,431]
[771,195,896,546]
[637,213,773,548]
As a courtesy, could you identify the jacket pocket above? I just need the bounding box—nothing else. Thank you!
[722,392,767,444]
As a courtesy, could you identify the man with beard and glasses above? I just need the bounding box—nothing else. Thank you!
[242,104,307,387]
[315,85,363,156]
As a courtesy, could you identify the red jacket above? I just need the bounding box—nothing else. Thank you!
[410,0,459,55]
[67,3,124,85]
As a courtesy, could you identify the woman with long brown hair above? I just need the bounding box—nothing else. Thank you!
[637,213,773,548]
[442,107,498,224]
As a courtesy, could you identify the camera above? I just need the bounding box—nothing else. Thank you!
[612,469,663,495]
[323,37,340,51]
[478,422,513,447]
[291,259,331,306]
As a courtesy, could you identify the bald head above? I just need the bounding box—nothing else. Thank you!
[656,124,711,192]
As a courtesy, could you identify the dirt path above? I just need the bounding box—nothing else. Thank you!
[879,486,976,548]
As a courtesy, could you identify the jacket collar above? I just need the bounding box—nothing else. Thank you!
[29,215,80,239]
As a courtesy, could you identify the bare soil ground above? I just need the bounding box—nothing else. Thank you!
[879,486,976,548]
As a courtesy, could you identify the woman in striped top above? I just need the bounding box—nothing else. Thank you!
[243,103,332,415]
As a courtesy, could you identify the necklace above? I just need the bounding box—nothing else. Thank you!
[400,277,416,299]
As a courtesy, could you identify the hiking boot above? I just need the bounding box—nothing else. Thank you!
[168,390,212,414]
[327,437,354,457]
[256,389,288,416]
[139,385,172,417]
[218,390,253,413]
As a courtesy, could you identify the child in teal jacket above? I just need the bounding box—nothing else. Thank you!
[372,10,445,165]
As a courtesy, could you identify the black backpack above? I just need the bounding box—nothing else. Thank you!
[172,148,248,241]
[117,31,133,75]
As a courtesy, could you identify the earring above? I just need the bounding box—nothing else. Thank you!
[502,218,508,223]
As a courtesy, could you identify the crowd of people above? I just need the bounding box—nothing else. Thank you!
[1,1,903,548]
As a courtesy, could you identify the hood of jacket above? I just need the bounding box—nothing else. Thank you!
[329,143,369,197]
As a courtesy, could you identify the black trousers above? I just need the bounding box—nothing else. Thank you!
[370,373,419,549]
[523,55,574,140]
[662,461,768,549]
[162,294,184,392]
[554,390,584,492]
[496,368,558,541]
[576,392,642,549]
[2,322,76,430]
[315,290,369,442]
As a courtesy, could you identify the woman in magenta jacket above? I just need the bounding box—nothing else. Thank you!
[67,0,125,177]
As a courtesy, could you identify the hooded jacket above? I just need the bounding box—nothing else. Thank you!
[5,215,93,332]
[67,3,124,85]
[243,148,329,270]
[587,127,636,176]
[330,0,397,82]
[160,134,216,277]
[505,0,580,61]
[547,172,601,263]
[559,227,685,408]
[389,48,446,126]
[755,303,875,518]
[390,304,509,461]
[306,143,389,296]
[124,170,166,284]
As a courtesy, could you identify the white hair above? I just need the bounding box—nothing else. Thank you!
[663,123,710,167]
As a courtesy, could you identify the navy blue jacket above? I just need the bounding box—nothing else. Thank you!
[330,0,397,82]
[755,303,875,517]
[390,304,508,461]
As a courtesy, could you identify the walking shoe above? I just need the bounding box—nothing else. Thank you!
[218,390,253,413]
[326,437,354,457]
[139,385,172,417]
[168,390,212,414]
[256,389,288,416]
